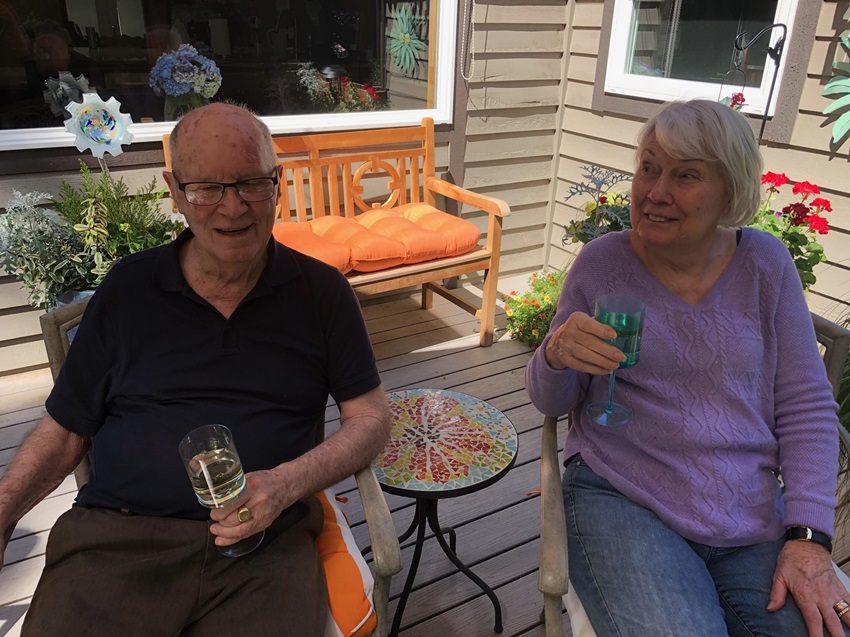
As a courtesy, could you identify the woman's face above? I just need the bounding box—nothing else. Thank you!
[630,135,730,254]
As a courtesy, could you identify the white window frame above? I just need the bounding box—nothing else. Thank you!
[605,0,798,117]
[0,0,457,152]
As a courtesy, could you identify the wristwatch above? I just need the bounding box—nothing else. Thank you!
[785,526,833,553]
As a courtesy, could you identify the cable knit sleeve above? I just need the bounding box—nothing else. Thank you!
[525,295,586,417]
[768,240,840,537]
[525,239,613,417]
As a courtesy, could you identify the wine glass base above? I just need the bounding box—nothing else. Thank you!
[587,401,632,427]
[218,530,265,557]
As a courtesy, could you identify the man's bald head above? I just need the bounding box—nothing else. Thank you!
[168,103,276,177]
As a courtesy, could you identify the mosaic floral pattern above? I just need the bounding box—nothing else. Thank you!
[374,390,518,493]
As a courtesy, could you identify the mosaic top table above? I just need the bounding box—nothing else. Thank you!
[372,389,518,636]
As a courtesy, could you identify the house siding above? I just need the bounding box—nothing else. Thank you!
[461,0,567,277]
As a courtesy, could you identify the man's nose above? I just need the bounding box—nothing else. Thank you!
[218,184,249,210]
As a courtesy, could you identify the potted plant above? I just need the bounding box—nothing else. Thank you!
[501,269,567,348]
[0,161,184,310]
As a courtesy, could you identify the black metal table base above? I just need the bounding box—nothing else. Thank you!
[390,498,503,637]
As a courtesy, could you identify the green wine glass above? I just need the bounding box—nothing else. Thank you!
[586,293,645,427]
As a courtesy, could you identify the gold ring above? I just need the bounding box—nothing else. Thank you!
[237,505,253,523]
[835,599,850,617]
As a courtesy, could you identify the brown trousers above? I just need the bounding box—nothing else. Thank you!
[23,497,327,637]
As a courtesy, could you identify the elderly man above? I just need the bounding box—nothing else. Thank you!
[0,103,391,636]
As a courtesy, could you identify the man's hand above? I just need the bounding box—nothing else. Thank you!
[208,386,390,547]
[208,469,295,546]
[769,540,850,637]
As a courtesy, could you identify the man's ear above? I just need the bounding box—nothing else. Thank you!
[163,171,177,199]
[274,165,283,204]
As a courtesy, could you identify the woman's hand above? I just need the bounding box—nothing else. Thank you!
[208,468,295,546]
[544,311,626,374]
[769,541,850,637]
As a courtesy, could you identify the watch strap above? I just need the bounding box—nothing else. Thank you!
[785,526,833,554]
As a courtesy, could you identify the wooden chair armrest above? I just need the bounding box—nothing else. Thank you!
[539,414,569,596]
[355,465,402,578]
[425,177,511,218]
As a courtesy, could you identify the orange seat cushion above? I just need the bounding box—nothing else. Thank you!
[356,209,448,265]
[317,489,377,637]
[272,222,353,274]
[394,202,481,257]
[311,216,406,273]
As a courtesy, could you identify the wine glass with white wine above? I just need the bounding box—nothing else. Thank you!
[179,424,264,557]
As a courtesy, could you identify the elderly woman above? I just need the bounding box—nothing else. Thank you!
[526,99,849,637]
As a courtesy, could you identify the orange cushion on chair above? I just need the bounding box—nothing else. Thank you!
[356,209,448,265]
[318,489,377,637]
[395,202,481,257]
[311,216,406,273]
[272,223,354,274]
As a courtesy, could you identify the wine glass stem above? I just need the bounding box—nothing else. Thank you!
[605,370,617,414]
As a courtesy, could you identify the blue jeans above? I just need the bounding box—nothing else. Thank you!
[563,454,843,637]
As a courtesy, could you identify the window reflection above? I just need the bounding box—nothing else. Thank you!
[0,0,432,131]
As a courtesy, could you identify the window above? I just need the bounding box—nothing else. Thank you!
[605,0,798,116]
[0,0,457,151]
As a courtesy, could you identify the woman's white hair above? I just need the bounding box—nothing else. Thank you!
[635,99,763,227]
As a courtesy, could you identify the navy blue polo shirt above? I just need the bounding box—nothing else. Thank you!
[46,230,381,519]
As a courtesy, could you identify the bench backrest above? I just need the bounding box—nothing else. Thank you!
[163,118,437,223]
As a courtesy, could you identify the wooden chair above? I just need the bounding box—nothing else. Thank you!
[39,296,402,637]
[538,312,850,636]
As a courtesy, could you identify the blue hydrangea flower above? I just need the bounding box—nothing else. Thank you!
[149,44,222,99]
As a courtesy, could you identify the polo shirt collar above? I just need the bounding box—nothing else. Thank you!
[153,228,300,293]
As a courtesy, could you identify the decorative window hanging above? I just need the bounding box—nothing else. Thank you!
[387,3,427,78]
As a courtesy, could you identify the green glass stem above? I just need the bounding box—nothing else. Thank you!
[605,370,617,414]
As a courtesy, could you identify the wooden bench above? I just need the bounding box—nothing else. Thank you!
[164,118,510,346]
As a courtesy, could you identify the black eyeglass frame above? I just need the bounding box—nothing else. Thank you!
[173,173,280,206]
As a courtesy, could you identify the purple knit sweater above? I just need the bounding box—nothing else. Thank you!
[526,229,839,546]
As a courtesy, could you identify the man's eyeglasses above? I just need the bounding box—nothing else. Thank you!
[174,174,279,206]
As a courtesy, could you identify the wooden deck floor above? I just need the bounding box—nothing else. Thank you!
[0,288,571,637]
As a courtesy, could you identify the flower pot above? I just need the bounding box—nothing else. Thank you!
[164,94,209,121]
[55,290,96,345]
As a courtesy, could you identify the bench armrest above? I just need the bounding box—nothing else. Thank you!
[539,414,569,596]
[355,465,402,578]
[425,177,511,218]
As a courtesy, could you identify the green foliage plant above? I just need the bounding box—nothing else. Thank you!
[501,269,567,349]
[821,34,850,146]
[562,165,632,246]
[0,190,90,309]
[0,162,183,309]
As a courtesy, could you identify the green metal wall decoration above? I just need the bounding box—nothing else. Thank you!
[822,34,850,146]
[387,4,427,78]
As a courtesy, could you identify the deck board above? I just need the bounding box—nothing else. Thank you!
[0,289,564,637]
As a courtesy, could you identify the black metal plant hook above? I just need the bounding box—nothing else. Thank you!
[733,23,787,144]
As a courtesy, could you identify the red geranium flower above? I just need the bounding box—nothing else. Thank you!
[761,172,790,188]
[792,181,820,197]
[599,195,607,204]
[363,82,380,101]
[810,197,832,213]
[807,215,830,235]
[783,202,810,226]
